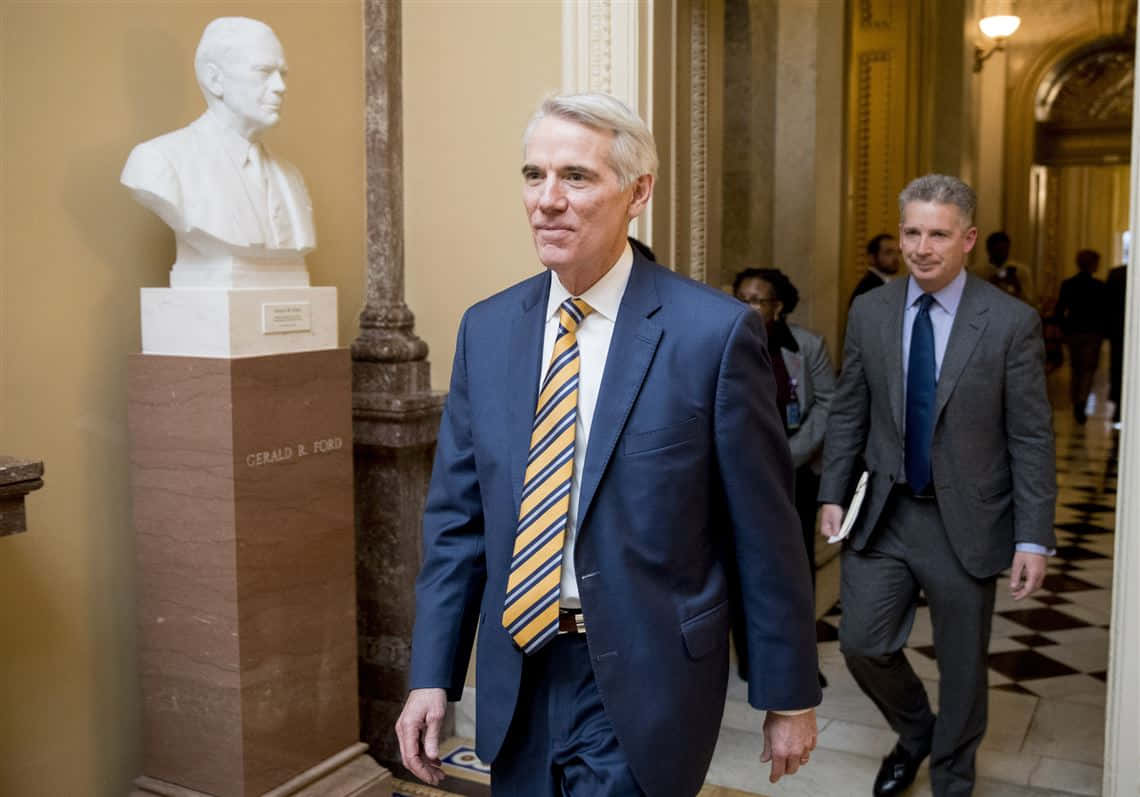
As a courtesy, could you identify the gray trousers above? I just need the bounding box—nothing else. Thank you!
[839,492,996,797]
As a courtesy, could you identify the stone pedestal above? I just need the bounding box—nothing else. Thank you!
[128,350,389,797]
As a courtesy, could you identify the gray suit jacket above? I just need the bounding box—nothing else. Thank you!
[783,324,835,471]
[818,274,1056,578]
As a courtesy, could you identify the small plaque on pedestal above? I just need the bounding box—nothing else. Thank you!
[263,301,312,334]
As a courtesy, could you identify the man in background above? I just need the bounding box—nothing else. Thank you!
[850,233,902,305]
[1055,249,1107,423]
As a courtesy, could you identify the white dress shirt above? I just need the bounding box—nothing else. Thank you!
[539,244,634,607]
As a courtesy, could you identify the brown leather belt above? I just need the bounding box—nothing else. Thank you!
[558,609,586,635]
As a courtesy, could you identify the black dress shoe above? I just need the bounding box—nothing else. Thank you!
[872,744,927,796]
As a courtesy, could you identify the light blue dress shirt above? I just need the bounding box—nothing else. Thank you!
[901,270,1052,557]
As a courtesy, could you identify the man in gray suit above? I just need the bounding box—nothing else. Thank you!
[819,175,1056,797]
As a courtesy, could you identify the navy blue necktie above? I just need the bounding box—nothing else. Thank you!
[906,294,936,493]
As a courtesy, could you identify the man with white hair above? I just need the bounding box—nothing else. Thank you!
[121,16,314,266]
[395,93,820,796]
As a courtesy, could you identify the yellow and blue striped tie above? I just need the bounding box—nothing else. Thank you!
[502,297,593,653]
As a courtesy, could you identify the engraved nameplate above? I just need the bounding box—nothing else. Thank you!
[245,436,344,467]
[262,302,312,334]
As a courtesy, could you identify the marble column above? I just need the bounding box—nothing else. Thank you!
[354,0,447,767]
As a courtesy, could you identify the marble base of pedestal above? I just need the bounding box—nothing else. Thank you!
[129,350,376,796]
[130,743,391,797]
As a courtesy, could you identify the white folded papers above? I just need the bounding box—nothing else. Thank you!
[828,470,869,544]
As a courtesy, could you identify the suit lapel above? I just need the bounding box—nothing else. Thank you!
[507,274,551,516]
[576,257,663,532]
[935,275,989,420]
[880,280,907,440]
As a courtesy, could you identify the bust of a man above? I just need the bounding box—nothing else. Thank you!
[122,17,316,287]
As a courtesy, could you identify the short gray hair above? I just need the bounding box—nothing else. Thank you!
[194,17,275,97]
[523,93,659,188]
[898,174,977,226]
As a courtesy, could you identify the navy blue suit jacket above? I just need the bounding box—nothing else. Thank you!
[409,254,820,797]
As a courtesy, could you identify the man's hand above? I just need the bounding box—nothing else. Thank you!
[1010,551,1047,600]
[395,688,448,785]
[819,504,844,539]
[760,710,818,783]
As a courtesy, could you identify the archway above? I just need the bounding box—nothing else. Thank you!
[1030,35,1133,303]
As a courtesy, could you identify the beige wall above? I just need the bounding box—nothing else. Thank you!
[0,2,364,794]
[403,1,562,390]
[717,0,846,353]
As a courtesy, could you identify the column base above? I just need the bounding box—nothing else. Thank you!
[131,743,391,797]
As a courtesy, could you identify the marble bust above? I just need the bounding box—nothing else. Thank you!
[122,17,316,287]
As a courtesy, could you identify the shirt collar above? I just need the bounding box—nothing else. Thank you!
[199,109,261,167]
[906,267,967,314]
[545,243,634,323]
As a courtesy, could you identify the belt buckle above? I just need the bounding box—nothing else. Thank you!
[558,609,586,635]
